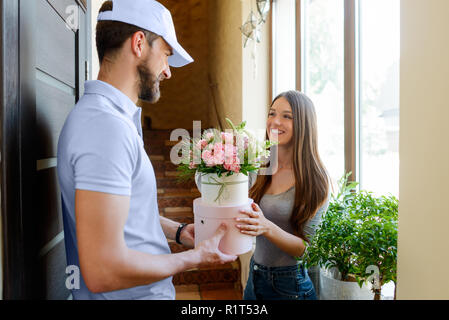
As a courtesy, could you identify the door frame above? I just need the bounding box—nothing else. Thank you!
[0,0,34,300]
[1,0,90,300]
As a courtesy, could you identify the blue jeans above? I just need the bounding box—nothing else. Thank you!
[243,257,317,300]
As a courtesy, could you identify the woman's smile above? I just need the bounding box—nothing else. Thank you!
[270,128,286,136]
[267,97,294,145]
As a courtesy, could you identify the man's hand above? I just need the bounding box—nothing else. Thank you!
[193,224,238,268]
[180,224,195,248]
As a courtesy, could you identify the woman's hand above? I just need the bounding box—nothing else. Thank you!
[235,203,274,237]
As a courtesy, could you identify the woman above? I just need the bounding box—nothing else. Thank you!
[236,91,330,300]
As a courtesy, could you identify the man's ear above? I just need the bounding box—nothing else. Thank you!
[131,31,147,58]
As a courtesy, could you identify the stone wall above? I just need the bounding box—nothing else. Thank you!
[207,0,243,130]
[140,0,212,131]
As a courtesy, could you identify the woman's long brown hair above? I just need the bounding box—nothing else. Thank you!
[250,91,330,243]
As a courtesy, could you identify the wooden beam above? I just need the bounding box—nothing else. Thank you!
[344,0,357,182]
[1,0,25,299]
[296,0,301,92]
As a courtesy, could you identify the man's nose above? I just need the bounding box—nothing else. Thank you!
[162,66,171,80]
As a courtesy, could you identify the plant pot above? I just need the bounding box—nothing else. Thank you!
[196,173,248,206]
[318,267,374,300]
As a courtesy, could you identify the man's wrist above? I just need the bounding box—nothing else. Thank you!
[179,248,202,270]
[176,223,188,245]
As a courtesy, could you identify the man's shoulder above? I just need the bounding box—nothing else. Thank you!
[67,95,135,136]
[59,99,137,156]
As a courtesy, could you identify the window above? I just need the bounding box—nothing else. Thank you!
[358,0,400,197]
[272,0,297,96]
[301,0,345,186]
[272,0,400,198]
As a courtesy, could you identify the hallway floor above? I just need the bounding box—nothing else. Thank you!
[175,283,243,300]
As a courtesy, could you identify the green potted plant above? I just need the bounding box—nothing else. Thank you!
[301,173,398,300]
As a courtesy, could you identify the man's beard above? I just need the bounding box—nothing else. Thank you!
[137,61,161,104]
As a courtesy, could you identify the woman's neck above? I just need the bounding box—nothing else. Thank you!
[276,144,294,169]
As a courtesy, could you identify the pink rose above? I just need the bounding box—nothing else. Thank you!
[212,142,224,152]
[224,143,236,159]
[202,150,214,167]
[221,132,234,144]
[196,139,208,150]
[205,132,215,141]
[224,162,240,173]
[212,143,225,165]
[202,143,225,167]
[223,153,240,173]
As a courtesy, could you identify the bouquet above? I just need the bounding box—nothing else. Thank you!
[177,118,277,182]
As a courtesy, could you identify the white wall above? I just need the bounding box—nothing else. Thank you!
[241,0,271,134]
[90,0,103,80]
[397,0,449,299]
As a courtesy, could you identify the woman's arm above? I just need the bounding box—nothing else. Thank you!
[236,203,307,258]
[264,220,307,258]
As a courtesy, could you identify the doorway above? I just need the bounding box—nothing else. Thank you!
[0,0,90,299]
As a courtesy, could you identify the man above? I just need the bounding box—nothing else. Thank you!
[57,0,237,300]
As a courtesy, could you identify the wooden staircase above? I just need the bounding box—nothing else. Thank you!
[143,129,243,298]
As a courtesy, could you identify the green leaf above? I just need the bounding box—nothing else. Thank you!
[304,172,398,283]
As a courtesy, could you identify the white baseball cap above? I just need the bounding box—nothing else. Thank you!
[97,0,194,67]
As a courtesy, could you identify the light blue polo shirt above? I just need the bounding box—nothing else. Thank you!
[57,80,175,300]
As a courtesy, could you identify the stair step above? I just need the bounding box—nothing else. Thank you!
[172,262,240,286]
[146,142,184,156]
[168,216,194,225]
[149,155,165,161]
[165,161,179,171]
[164,171,179,177]
[145,144,174,157]
[144,129,193,142]
[151,161,166,172]
[157,178,196,189]
[163,207,193,218]
[158,197,195,209]
[158,188,200,194]
[151,161,179,174]
[175,283,243,300]
[164,207,193,213]
[198,282,243,300]
[165,140,181,147]
[159,191,201,198]
[146,145,192,160]
[143,129,173,141]
[175,284,202,300]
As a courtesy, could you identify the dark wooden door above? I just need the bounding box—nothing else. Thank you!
[1,0,90,299]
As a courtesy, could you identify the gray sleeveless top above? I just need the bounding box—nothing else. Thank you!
[249,173,330,267]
